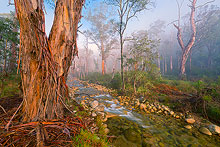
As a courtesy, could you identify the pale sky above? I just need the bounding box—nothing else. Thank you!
[0,0,219,51]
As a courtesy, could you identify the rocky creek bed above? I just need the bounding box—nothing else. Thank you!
[67,79,220,147]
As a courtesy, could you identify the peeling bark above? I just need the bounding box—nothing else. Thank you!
[14,0,84,122]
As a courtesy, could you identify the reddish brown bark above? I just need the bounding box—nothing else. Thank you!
[14,0,84,122]
[170,56,173,71]
[174,0,197,79]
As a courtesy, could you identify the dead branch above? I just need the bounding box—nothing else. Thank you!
[5,100,24,131]
[0,104,7,115]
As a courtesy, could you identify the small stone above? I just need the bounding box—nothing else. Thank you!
[170,111,174,115]
[158,110,162,113]
[140,103,147,110]
[92,112,97,117]
[90,100,99,108]
[123,110,128,115]
[135,99,140,106]
[97,112,105,118]
[175,115,180,119]
[113,99,119,104]
[150,109,154,113]
[184,125,192,129]
[199,127,212,136]
[185,118,195,124]
[209,125,220,134]
[103,117,108,122]
[145,110,150,114]
[103,124,107,128]
[95,105,105,112]
[104,128,109,134]
[164,106,169,111]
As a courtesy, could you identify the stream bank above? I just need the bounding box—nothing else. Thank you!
[68,79,220,147]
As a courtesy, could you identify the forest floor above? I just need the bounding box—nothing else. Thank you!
[69,78,220,146]
[0,77,108,146]
[0,76,220,146]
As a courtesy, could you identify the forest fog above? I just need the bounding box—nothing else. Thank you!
[1,0,220,146]
[70,0,220,81]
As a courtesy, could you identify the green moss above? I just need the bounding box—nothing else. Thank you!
[72,129,108,147]
[207,105,220,123]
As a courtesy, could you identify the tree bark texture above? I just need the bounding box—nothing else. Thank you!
[14,0,84,122]
[174,0,196,79]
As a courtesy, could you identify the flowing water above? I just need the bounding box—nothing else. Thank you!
[68,79,220,147]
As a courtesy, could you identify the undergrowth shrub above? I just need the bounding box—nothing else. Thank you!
[0,74,21,97]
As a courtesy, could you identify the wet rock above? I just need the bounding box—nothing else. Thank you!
[185,118,195,124]
[143,139,152,147]
[157,110,162,113]
[106,112,117,118]
[184,125,192,129]
[135,99,140,106]
[158,142,165,147]
[92,112,97,117]
[90,100,99,108]
[145,110,150,114]
[113,99,119,104]
[199,127,212,136]
[97,112,105,118]
[175,115,180,119]
[140,103,146,110]
[103,117,108,122]
[124,128,142,143]
[123,110,128,115]
[209,125,220,134]
[163,106,169,111]
[170,111,174,115]
[113,135,137,147]
[95,105,105,112]
[164,111,168,115]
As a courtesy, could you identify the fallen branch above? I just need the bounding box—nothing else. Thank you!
[0,104,7,115]
[5,100,24,131]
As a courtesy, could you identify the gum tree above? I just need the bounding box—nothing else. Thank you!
[106,0,152,91]
[13,0,84,122]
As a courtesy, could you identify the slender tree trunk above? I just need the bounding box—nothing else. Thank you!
[101,40,105,75]
[15,0,84,122]
[157,52,160,70]
[162,56,165,75]
[189,50,192,74]
[174,0,196,79]
[165,57,167,73]
[85,37,89,75]
[207,46,212,69]
[102,58,105,75]
[170,55,173,72]
[120,33,125,91]
[3,40,8,75]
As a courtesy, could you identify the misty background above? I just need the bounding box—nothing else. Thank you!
[1,0,220,80]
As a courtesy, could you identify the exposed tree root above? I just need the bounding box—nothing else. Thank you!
[0,115,94,146]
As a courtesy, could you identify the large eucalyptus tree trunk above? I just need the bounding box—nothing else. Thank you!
[14,0,84,122]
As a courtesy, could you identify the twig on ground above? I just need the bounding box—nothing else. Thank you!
[5,100,24,131]
[0,104,7,115]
